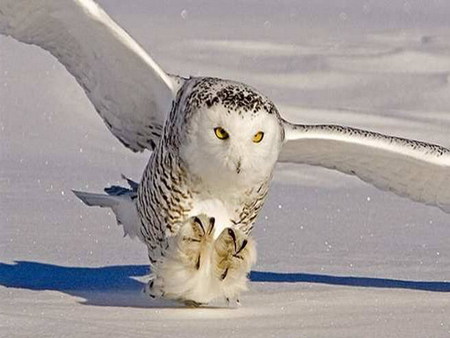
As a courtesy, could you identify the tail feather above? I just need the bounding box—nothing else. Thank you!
[73,190,119,208]
[73,179,142,240]
[121,174,139,191]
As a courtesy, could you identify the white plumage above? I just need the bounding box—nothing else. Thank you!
[1,0,450,306]
[281,123,450,212]
[0,0,177,151]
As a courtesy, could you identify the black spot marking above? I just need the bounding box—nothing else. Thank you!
[184,77,279,120]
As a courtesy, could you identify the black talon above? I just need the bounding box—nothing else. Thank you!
[208,217,215,235]
[227,228,237,251]
[236,239,248,255]
[220,267,229,280]
[193,216,205,234]
[196,255,201,270]
[147,280,156,298]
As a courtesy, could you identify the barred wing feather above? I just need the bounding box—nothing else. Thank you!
[280,122,450,213]
[0,0,178,151]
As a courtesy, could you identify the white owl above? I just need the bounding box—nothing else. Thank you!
[2,0,450,307]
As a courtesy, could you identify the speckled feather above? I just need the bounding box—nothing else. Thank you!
[136,77,274,263]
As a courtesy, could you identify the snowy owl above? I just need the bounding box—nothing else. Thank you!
[2,0,450,306]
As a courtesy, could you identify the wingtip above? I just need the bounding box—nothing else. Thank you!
[71,189,83,198]
[71,189,90,205]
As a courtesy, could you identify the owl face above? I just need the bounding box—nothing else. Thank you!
[180,82,284,191]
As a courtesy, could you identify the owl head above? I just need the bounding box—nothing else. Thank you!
[177,78,284,191]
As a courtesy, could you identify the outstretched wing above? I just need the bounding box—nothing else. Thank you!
[0,0,180,152]
[279,121,450,213]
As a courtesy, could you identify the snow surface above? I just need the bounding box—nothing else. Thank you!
[1,0,449,336]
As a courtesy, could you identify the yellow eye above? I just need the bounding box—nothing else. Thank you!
[214,127,229,140]
[252,131,264,143]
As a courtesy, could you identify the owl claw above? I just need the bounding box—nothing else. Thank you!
[177,214,216,269]
[147,216,255,306]
[192,216,205,234]
[207,217,215,235]
[213,227,255,283]
[226,297,242,308]
[235,239,248,256]
[227,228,237,252]
[220,267,229,280]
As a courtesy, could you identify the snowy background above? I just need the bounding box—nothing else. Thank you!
[1,0,449,336]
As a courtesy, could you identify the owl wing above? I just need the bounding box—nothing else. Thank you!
[279,121,450,213]
[0,0,180,152]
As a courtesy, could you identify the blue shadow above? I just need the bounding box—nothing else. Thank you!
[250,271,450,292]
[0,261,148,291]
[0,261,448,307]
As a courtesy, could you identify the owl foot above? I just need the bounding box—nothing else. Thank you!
[147,214,216,304]
[148,216,256,306]
[213,227,256,302]
[177,215,216,270]
[213,227,255,280]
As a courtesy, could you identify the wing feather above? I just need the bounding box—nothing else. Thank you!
[280,122,450,213]
[0,0,178,151]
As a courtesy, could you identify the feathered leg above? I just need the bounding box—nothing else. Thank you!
[147,214,216,304]
[212,227,256,304]
[147,216,256,306]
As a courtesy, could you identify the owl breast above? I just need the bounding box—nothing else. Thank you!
[138,144,270,262]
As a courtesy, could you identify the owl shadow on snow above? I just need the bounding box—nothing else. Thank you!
[0,261,448,308]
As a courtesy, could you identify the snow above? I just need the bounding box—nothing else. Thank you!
[1,0,449,336]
